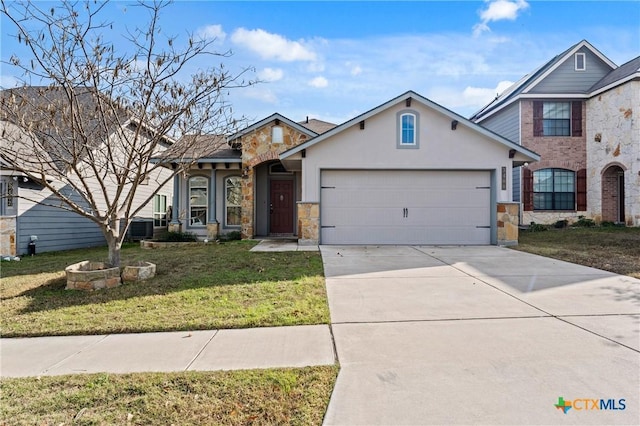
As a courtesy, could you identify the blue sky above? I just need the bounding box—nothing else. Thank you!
[2,1,639,125]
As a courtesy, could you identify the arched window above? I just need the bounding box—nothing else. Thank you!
[225,176,241,227]
[533,168,575,210]
[188,176,208,226]
[396,110,420,148]
[400,113,415,145]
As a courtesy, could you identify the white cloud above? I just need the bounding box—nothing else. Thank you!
[258,67,284,82]
[308,76,328,88]
[349,64,362,76]
[197,24,226,41]
[231,28,316,62]
[462,80,515,106]
[473,0,529,37]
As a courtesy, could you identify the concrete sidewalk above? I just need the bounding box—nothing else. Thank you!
[1,325,335,378]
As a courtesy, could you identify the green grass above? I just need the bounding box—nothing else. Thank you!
[0,241,330,337]
[514,226,640,279]
[0,366,339,425]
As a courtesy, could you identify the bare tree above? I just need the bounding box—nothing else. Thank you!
[0,0,253,266]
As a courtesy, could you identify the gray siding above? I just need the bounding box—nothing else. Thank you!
[512,166,521,203]
[17,184,105,255]
[478,102,520,144]
[529,47,613,94]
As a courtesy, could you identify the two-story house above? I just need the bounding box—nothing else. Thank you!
[0,86,175,256]
[471,40,639,227]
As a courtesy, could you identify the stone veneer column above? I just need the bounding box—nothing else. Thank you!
[497,202,520,246]
[0,217,17,256]
[297,202,319,245]
[240,168,254,239]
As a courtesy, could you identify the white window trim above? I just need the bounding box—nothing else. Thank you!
[153,194,167,227]
[188,176,208,227]
[575,53,586,71]
[396,110,420,149]
[224,175,242,228]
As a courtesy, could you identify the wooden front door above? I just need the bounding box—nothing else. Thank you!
[270,180,294,234]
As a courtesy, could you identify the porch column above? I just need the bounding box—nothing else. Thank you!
[207,168,219,239]
[169,174,181,232]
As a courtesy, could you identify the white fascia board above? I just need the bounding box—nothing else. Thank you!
[228,113,317,143]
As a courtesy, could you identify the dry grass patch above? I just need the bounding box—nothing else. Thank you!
[0,241,329,337]
[515,227,640,279]
[0,366,339,425]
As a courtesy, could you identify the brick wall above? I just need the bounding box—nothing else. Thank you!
[521,100,587,173]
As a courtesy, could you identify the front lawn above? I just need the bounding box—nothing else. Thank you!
[0,241,329,337]
[514,226,640,279]
[0,366,339,425]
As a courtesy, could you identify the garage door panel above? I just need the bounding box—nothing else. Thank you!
[321,170,492,245]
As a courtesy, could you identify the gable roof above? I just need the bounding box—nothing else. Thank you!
[590,56,640,95]
[470,40,617,122]
[281,90,540,162]
[227,113,318,144]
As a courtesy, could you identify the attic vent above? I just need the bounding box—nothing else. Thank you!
[575,53,586,71]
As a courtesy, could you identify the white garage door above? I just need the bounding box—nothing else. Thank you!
[321,170,492,245]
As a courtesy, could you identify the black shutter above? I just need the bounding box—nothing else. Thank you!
[523,168,534,211]
[576,168,587,211]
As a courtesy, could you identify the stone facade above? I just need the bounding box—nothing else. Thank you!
[239,122,309,239]
[496,202,519,246]
[586,81,640,226]
[297,202,319,245]
[0,216,16,256]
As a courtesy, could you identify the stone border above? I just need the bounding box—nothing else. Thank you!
[122,261,156,283]
[65,261,121,290]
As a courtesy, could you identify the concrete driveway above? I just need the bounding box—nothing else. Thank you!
[321,246,639,425]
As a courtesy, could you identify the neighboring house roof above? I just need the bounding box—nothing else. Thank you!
[470,40,617,122]
[154,134,241,164]
[281,90,540,162]
[0,86,172,174]
[298,118,337,134]
[590,56,640,95]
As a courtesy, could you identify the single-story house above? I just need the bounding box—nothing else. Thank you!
[157,90,539,246]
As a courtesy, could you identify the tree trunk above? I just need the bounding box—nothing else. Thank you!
[105,233,122,267]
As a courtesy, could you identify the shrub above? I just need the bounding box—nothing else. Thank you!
[528,222,548,232]
[572,216,596,228]
[554,220,568,229]
[156,231,198,242]
[218,231,242,242]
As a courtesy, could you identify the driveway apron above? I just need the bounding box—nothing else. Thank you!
[321,245,640,425]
